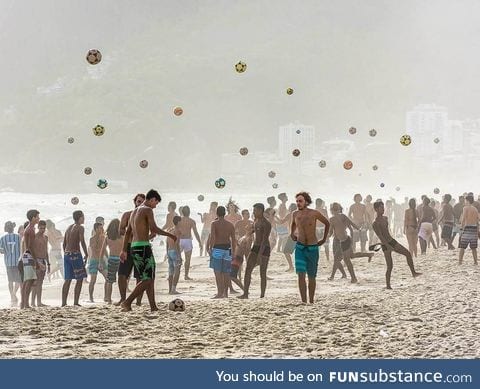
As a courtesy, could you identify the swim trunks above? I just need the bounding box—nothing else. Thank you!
[88,258,101,275]
[294,242,319,278]
[180,238,193,253]
[167,249,182,277]
[332,236,352,259]
[459,225,478,249]
[418,222,433,241]
[6,266,21,283]
[64,252,87,280]
[21,252,37,281]
[35,258,47,281]
[118,244,140,279]
[441,222,453,240]
[107,255,120,283]
[209,244,232,273]
[131,241,156,281]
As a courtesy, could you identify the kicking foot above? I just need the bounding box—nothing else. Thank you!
[120,302,132,312]
[237,294,249,299]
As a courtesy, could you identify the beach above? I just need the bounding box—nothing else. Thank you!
[1,244,479,359]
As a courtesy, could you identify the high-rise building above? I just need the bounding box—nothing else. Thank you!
[278,122,315,160]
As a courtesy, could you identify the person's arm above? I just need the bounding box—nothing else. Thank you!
[62,231,67,252]
[80,227,88,261]
[258,222,270,258]
[197,213,205,224]
[119,212,129,236]
[290,211,297,241]
[316,211,330,245]
[327,219,334,239]
[460,210,465,229]
[192,221,202,247]
[0,238,4,255]
[372,221,388,245]
[348,205,353,219]
[100,236,108,260]
[346,216,359,231]
[147,209,176,240]
[207,224,216,254]
[46,237,51,270]
[230,225,237,256]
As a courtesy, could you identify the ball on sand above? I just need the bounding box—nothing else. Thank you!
[343,160,353,170]
[71,197,79,205]
[292,148,300,157]
[239,147,248,156]
[86,49,102,65]
[168,298,185,312]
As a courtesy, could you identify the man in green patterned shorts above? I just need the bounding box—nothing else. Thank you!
[120,189,177,312]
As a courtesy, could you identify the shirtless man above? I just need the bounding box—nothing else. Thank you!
[20,210,40,309]
[315,198,330,261]
[364,195,377,245]
[458,194,479,265]
[276,193,289,252]
[372,201,421,289]
[237,204,272,299]
[418,197,437,254]
[198,202,218,257]
[120,190,176,312]
[178,206,202,280]
[291,192,330,303]
[225,199,242,226]
[61,210,88,307]
[208,206,236,299]
[231,209,254,284]
[31,220,50,307]
[438,194,455,250]
[166,216,183,294]
[115,193,145,306]
[348,194,368,252]
[328,203,373,282]
[162,201,178,230]
[45,220,63,279]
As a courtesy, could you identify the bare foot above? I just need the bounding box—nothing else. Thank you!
[237,294,248,299]
[150,306,159,312]
[184,276,193,281]
[412,272,422,278]
[61,303,67,307]
[386,286,392,290]
[169,290,182,295]
[74,303,82,307]
[285,268,294,272]
[38,303,48,307]
[351,278,358,284]
[229,289,240,294]
[120,302,132,312]
[135,301,142,306]
[327,277,334,281]
[113,300,125,306]
[211,294,222,299]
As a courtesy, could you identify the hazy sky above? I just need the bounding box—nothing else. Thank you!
[1,0,479,195]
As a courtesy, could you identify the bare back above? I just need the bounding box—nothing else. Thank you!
[64,224,84,253]
[211,219,235,246]
[461,205,479,227]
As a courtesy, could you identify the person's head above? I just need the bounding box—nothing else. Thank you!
[409,198,416,210]
[365,194,372,203]
[45,219,54,230]
[93,222,103,235]
[421,194,427,201]
[354,194,362,203]
[133,193,145,207]
[38,220,46,234]
[430,200,436,207]
[241,209,250,220]
[73,210,84,224]
[181,206,191,217]
[459,195,464,203]
[288,203,297,213]
[423,197,430,206]
[26,209,40,224]
[209,202,218,212]
[253,203,265,219]
[267,196,276,207]
[278,193,288,202]
[315,198,324,208]
[95,216,105,225]
[145,189,161,209]
[216,206,226,218]
[226,198,239,214]
[4,221,15,233]
[173,215,181,226]
[106,219,120,240]
[168,201,177,212]
[373,201,384,215]
[295,192,312,210]
[330,202,342,215]
[466,194,474,204]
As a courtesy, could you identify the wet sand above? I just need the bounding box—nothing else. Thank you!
[0,243,479,358]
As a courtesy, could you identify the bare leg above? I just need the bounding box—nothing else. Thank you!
[384,250,393,289]
[324,245,330,262]
[419,237,427,254]
[459,248,465,264]
[259,256,269,298]
[184,251,193,280]
[308,276,316,303]
[171,264,182,293]
[342,254,357,283]
[238,252,256,299]
[22,280,34,309]
[298,273,307,303]
[393,244,421,277]
[116,275,127,304]
[473,248,478,265]
[284,253,294,271]
[73,279,83,306]
[212,271,223,298]
[222,273,229,298]
[62,279,72,306]
[36,278,45,306]
[105,282,113,303]
[146,281,158,311]
[122,279,153,311]
[31,281,37,307]
[89,274,97,302]
[230,276,244,291]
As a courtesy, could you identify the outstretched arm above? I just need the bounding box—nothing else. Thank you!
[147,209,176,240]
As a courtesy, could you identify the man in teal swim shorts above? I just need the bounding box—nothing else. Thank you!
[291,192,330,304]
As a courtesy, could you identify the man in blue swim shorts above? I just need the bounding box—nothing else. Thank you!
[167,216,183,294]
[290,192,330,304]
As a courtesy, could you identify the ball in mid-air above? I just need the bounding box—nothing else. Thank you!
[349,127,357,135]
[197,195,205,202]
[272,183,278,189]
[71,197,79,205]
[215,178,226,189]
[173,107,183,116]
[239,147,248,156]
[372,165,378,171]
[292,148,300,157]
[286,88,294,95]
[268,171,276,178]
[400,134,412,146]
[92,125,105,136]
[343,160,353,170]
[84,167,92,175]
[86,49,102,65]
[380,183,385,188]
[369,129,377,137]
[319,160,326,168]
[168,298,185,312]
[434,138,440,144]
[296,129,301,135]
[396,186,401,191]
[67,137,74,144]
[235,61,247,73]
[139,160,148,168]
[97,178,108,190]
[434,188,440,195]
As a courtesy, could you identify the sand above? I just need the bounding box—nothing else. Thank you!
[0,242,479,359]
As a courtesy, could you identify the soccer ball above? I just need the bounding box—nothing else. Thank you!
[67,137,74,144]
[396,186,401,191]
[139,160,148,168]
[92,125,105,136]
[268,171,276,178]
[296,129,301,135]
[319,160,326,168]
[369,129,377,137]
[174,107,183,116]
[239,147,248,156]
[84,167,92,175]
[97,179,108,190]
[168,298,185,312]
[349,127,357,135]
[400,134,412,146]
[86,49,102,65]
[434,188,440,195]
[286,88,294,95]
[434,138,440,144]
[215,178,226,189]
[372,165,378,171]
[272,183,278,189]
[292,149,300,157]
[197,195,205,201]
[235,61,247,73]
[380,183,385,188]
[343,160,353,170]
[71,197,79,205]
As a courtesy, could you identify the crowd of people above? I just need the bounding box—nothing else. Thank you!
[1,189,478,310]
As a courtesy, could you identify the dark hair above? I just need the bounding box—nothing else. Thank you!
[146,189,161,202]
[26,209,39,221]
[106,218,120,240]
[354,194,362,201]
[278,193,287,200]
[217,206,226,217]
[296,192,312,206]
[133,193,145,204]
[409,198,416,210]
[373,201,384,211]
[316,198,323,206]
[253,203,265,212]
[288,203,297,212]
[173,216,181,225]
[181,206,190,217]
[38,220,46,227]
[267,196,275,205]
[444,194,452,203]
[241,209,249,216]
[93,222,103,232]
[73,210,83,223]
[423,197,431,205]
[466,195,474,204]
[168,201,177,210]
